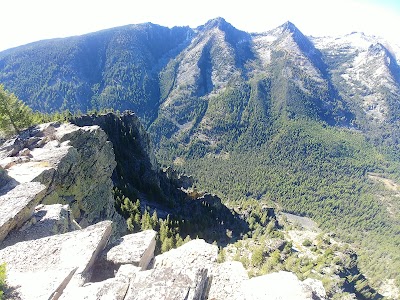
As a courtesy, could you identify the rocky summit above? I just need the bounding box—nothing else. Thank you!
[0,118,326,299]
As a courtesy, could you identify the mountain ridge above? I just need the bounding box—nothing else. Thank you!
[1,18,398,133]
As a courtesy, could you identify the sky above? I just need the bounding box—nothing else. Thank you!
[0,0,399,52]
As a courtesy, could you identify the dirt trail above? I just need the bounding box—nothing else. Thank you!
[368,173,400,192]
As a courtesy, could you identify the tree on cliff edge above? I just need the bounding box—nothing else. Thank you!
[0,85,33,136]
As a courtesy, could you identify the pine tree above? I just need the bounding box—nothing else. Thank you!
[127,216,135,232]
[159,220,168,242]
[161,236,174,253]
[183,235,191,244]
[151,210,159,230]
[141,210,152,230]
[175,233,184,247]
[0,85,33,135]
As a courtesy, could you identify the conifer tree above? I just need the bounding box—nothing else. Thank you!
[141,210,152,230]
[175,233,184,247]
[151,210,159,229]
[0,85,33,135]
[127,217,135,232]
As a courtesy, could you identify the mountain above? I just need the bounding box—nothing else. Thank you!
[1,18,399,135]
[1,18,400,297]
[0,23,194,124]
[311,32,400,144]
[2,18,399,146]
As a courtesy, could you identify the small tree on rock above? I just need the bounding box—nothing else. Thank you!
[0,85,33,136]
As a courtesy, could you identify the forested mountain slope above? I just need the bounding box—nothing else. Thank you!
[0,23,193,124]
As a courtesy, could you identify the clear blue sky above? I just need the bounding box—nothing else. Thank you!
[0,0,399,51]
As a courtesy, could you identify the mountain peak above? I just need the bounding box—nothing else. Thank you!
[205,17,227,27]
[368,42,386,54]
[280,21,299,33]
[200,17,235,32]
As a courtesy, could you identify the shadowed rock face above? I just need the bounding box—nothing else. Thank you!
[36,123,119,227]
[71,111,162,204]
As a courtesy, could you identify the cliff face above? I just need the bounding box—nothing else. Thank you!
[71,111,161,202]
[0,121,125,241]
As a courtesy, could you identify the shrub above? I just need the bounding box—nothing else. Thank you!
[0,263,6,300]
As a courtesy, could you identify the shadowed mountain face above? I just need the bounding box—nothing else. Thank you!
[0,23,194,125]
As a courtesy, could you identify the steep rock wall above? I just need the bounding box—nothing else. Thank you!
[72,111,166,205]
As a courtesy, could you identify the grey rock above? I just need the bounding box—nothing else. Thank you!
[0,220,112,300]
[208,261,249,300]
[0,156,30,170]
[72,112,158,173]
[0,182,46,243]
[0,122,125,237]
[90,230,157,282]
[18,148,31,157]
[104,229,157,269]
[37,123,118,226]
[0,137,25,159]
[241,271,326,300]
[71,112,162,207]
[1,204,78,248]
[153,239,218,270]
[124,239,217,300]
[60,264,141,300]
[126,266,208,300]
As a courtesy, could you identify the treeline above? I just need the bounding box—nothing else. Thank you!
[113,186,250,254]
[114,187,191,253]
[0,83,126,137]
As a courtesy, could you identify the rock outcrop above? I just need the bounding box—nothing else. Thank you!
[90,230,157,282]
[0,221,112,300]
[103,230,157,270]
[0,122,125,242]
[242,271,326,300]
[34,123,120,227]
[1,204,79,248]
[71,112,161,202]
[0,181,46,242]
[60,264,140,300]
[208,261,248,299]
[0,228,326,299]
